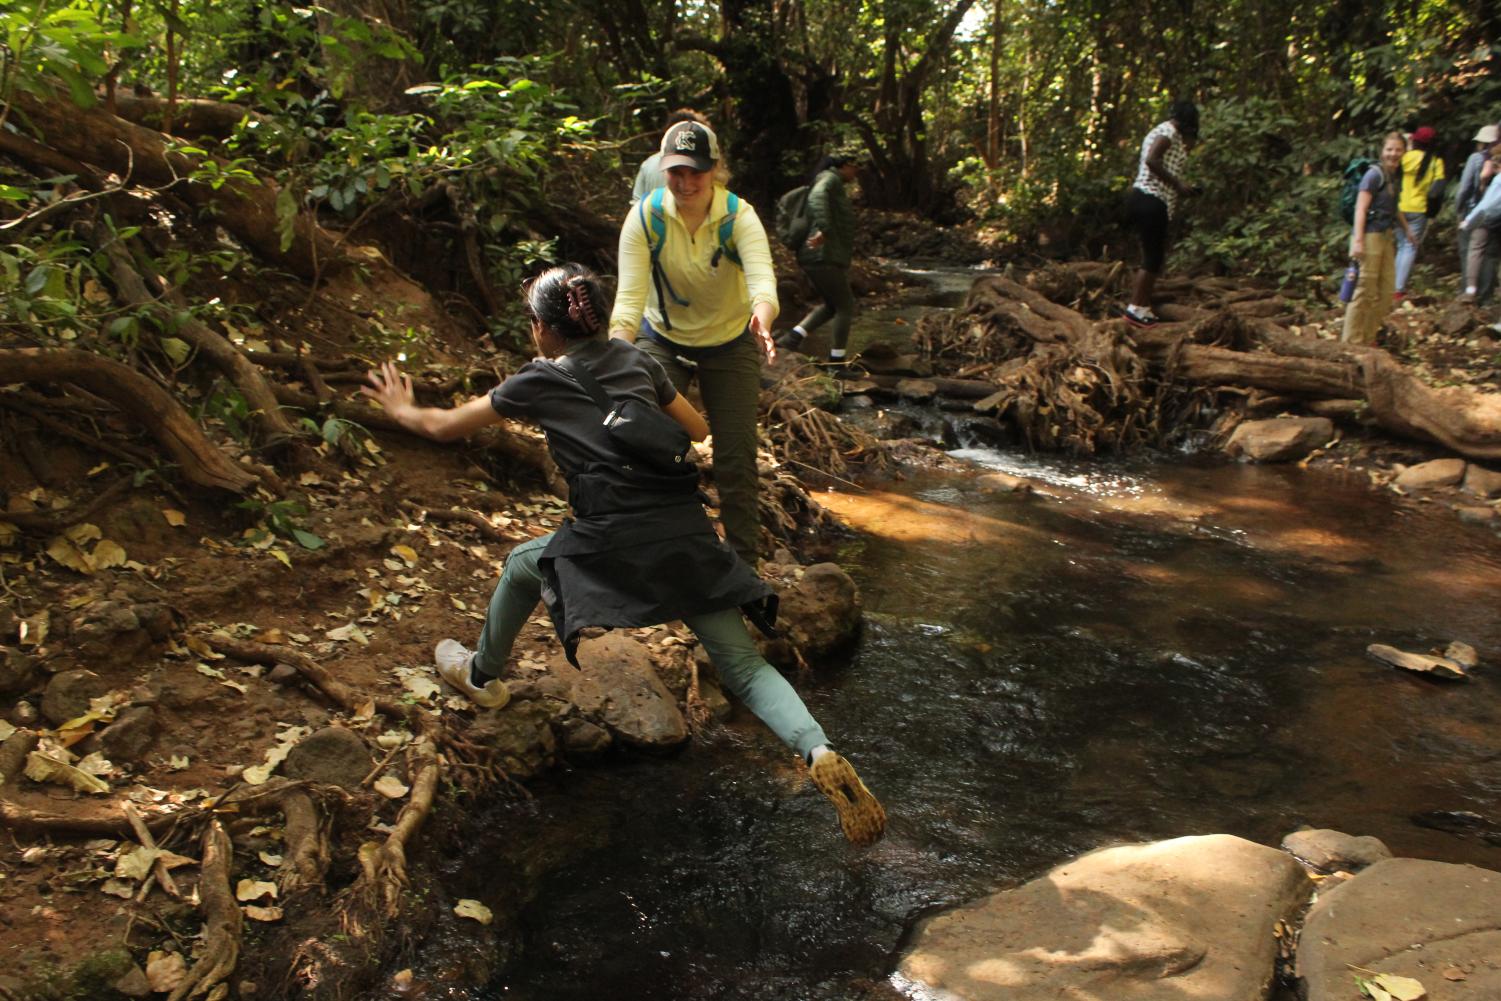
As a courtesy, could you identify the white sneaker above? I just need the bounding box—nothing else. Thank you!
[434,639,510,709]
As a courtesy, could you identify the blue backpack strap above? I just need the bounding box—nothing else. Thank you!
[716,192,742,268]
[639,186,687,329]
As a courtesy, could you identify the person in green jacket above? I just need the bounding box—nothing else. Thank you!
[776,155,860,363]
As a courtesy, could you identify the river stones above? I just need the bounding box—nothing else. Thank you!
[1366,643,1469,680]
[760,563,862,667]
[898,834,1310,1001]
[1395,458,1467,489]
[1463,463,1501,497]
[1225,417,1334,463]
[1296,859,1501,1001]
[569,633,687,750]
[1281,828,1392,873]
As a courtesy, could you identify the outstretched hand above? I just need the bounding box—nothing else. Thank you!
[360,361,415,416]
[750,310,777,364]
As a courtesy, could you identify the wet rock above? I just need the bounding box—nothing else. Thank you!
[896,378,938,403]
[1446,641,1479,668]
[0,648,39,696]
[1225,417,1334,463]
[570,634,688,750]
[556,717,612,758]
[80,706,158,765]
[9,700,39,726]
[281,726,372,789]
[1281,828,1393,873]
[764,563,862,663]
[976,471,1032,494]
[1395,458,1467,489]
[41,669,110,726]
[1462,463,1501,498]
[1455,504,1497,524]
[1367,643,1468,680]
[1296,859,1501,1001]
[68,601,151,665]
[899,834,1310,1001]
[470,701,556,777]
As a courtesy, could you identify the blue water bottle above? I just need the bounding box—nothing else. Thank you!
[1339,259,1359,303]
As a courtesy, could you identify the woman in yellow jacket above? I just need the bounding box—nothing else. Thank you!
[608,121,778,565]
[1393,125,1445,301]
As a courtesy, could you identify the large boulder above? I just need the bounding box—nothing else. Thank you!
[1225,417,1334,463]
[898,834,1310,1001]
[569,633,688,750]
[1395,458,1468,490]
[1297,858,1501,1001]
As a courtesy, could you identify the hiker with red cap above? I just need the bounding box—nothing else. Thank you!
[1393,125,1446,302]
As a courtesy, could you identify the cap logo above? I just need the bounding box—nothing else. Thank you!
[675,130,698,151]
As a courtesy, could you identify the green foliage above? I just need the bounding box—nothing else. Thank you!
[235,495,323,550]
[1172,98,1365,292]
[0,0,143,106]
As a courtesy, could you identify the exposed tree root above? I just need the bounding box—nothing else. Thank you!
[92,230,298,440]
[398,499,524,543]
[0,349,258,493]
[916,274,1501,461]
[167,819,241,1001]
[349,739,440,921]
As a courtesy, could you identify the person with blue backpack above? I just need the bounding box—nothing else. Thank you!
[608,120,779,566]
[1343,132,1415,345]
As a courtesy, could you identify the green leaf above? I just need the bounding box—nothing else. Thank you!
[291,529,324,551]
[159,337,192,367]
[0,184,30,202]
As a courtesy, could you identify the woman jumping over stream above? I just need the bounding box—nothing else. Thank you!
[361,263,886,846]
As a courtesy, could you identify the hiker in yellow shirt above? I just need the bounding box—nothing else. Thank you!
[608,121,778,565]
[1393,125,1446,301]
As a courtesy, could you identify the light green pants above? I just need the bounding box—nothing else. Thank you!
[473,533,828,758]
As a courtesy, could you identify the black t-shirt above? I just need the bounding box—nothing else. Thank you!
[489,338,678,479]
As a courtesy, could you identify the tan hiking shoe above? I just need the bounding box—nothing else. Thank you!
[434,639,510,709]
[809,752,886,846]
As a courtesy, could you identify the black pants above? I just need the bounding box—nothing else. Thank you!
[1126,188,1169,274]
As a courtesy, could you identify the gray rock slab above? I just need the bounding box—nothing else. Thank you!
[1396,458,1468,489]
[1297,858,1501,1001]
[282,726,372,789]
[1281,828,1392,873]
[1226,417,1334,463]
[91,706,158,764]
[570,633,687,750]
[899,834,1310,1001]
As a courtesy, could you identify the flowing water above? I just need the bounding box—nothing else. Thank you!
[395,269,1501,1001]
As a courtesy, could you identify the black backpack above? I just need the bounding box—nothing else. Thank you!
[774,185,813,248]
[556,356,699,485]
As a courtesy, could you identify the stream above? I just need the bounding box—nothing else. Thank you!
[395,266,1501,1001]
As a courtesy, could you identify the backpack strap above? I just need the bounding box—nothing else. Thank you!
[554,355,618,420]
[638,186,689,330]
[715,192,742,268]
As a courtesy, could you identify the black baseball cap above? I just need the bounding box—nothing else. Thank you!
[660,122,720,172]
